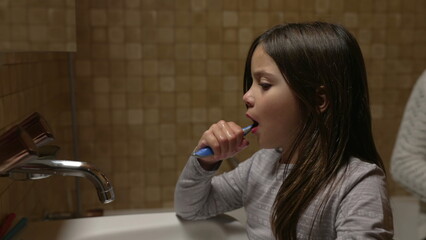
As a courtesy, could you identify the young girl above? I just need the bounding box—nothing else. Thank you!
[174,22,393,239]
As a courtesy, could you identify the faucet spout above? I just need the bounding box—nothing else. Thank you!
[10,159,115,204]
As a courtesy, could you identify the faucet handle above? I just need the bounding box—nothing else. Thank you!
[0,126,38,174]
[19,112,55,147]
[38,145,61,159]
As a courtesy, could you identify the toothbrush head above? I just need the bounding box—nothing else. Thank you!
[242,122,258,136]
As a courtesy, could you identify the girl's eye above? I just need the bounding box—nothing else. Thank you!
[259,83,272,90]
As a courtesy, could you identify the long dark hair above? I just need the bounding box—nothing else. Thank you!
[243,22,384,239]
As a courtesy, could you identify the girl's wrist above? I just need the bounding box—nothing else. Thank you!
[197,158,222,171]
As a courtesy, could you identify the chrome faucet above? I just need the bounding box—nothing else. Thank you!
[0,112,115,204]
[8,159,115,204]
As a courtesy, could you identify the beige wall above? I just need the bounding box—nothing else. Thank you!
[0,0,425,219]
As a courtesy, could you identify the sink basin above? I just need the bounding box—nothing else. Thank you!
[17,212,247,240]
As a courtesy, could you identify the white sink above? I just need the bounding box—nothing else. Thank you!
[17,212,247,240]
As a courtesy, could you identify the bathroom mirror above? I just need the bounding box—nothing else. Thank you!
[0,0,76,52]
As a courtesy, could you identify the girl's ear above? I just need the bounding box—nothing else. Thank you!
[316,86,328,113]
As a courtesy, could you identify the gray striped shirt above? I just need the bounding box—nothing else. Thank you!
[175,149,393,239]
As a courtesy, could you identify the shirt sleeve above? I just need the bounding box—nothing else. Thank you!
[174,155,253,220]
[335,164,394,239]
[391,70,426,200]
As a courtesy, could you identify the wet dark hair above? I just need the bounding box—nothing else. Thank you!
[243,22,384,240]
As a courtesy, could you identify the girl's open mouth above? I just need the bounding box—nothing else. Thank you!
[251,121,259,134]
[246,114,259,134]
[248,118,259,134]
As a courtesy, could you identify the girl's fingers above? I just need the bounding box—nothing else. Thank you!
[214,121,232,156]
[198,127,221,157]
[225,128,236,156]
[213,121,244,158]
[196,120,248,161]
[228,122,245,150]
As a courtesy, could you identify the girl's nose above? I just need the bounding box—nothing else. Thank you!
[243,90,254,108]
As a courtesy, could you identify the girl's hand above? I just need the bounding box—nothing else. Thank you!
[195,120,250,169]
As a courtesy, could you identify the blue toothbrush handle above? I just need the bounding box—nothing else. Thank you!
[192,147,214,157]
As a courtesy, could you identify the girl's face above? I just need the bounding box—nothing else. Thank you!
[243,44,303,151]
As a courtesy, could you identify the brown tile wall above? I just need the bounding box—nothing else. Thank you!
[0,52,74,219]
[0,0,76,52]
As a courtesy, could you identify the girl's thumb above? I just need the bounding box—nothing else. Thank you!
[237,139,250,151]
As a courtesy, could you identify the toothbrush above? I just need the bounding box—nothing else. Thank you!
[3,217,27,240]
[192,123,257,157]
[0,213,16,238]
